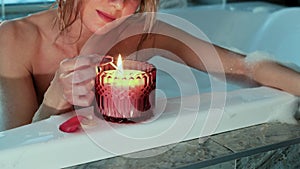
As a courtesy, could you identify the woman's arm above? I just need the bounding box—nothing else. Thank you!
[112,19,300,96]
[0,21,39,131]
[0,20,102,130]
[245,57,300,96]
[154,32,300,95]
[0,20,74,130]
[31,55,103,122]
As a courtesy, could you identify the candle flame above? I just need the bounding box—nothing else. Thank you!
[117,54,124,73]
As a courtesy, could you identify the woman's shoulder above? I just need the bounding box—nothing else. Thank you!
[0,17,41,51]
[0,15,40,39]
[0,10,57,57]
[0,10,56,44]
[0,13,49,74]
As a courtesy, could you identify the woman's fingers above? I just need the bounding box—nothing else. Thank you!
[64,80,95,96]
[59,54,103,73]
[57,54,107,107]
[63,91,95,107]
[60,65,97,84]
[62,76,95,107]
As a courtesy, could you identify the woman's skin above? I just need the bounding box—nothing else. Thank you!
[0,0,299,131]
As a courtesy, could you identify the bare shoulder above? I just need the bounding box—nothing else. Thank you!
[0,9,61,78]
[0,17,42,76]
[0,9,57,54]
[0,16,41,51]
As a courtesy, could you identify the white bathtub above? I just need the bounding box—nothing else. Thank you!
[0,2,299,168]
[163,2,300,67]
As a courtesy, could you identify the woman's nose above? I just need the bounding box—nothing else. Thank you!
[110,0,124,10]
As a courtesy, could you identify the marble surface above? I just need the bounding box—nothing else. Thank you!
[235,144,300,169]
[66,121,300,169]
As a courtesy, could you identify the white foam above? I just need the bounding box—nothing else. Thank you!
[245,51,276,64]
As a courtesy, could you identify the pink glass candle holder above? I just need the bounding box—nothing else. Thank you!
[95,60,156,123]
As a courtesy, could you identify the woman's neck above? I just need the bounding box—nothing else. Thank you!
[54,15,94,56]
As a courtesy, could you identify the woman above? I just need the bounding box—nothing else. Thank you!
[0,0,299,131]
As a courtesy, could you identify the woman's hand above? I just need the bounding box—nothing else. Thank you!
[33,54,104,122]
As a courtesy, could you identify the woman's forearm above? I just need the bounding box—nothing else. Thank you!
[215,47,300,96]
[250,61,300,96]
[0,76,38,131]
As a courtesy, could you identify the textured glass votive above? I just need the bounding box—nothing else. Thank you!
[95,60,156,123]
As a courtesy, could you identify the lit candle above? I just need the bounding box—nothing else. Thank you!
[102,55,145,88]
[95,55,156,123]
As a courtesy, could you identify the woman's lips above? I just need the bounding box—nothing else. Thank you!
[96,10,116,22]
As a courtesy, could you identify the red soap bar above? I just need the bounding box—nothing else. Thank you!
[59,115,87,133]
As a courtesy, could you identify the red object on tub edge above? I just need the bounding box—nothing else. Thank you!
[59,115,87,133]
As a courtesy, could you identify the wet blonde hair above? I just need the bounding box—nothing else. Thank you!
[54,0,159,33]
